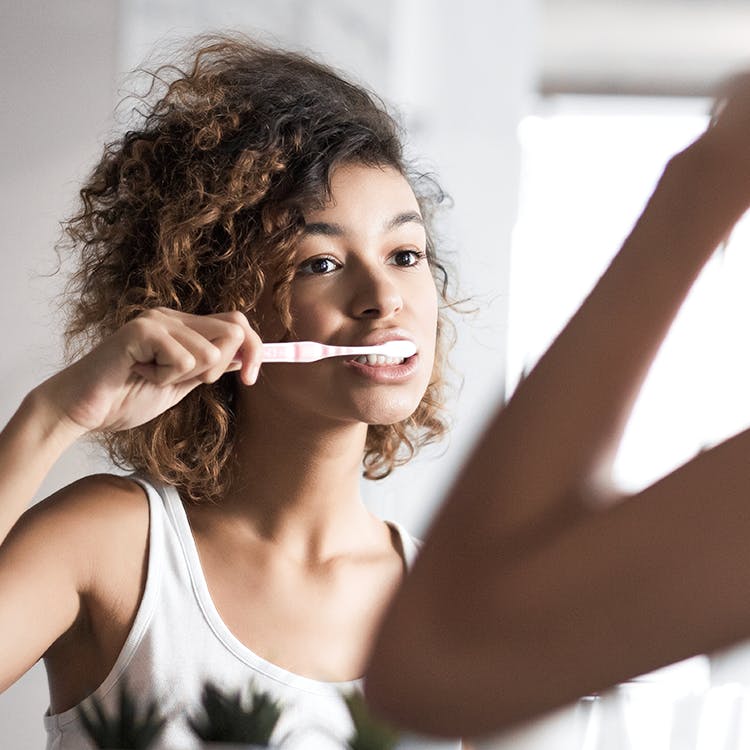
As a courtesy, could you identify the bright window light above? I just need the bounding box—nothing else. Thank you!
[507,95,750,493]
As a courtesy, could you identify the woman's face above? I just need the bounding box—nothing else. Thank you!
[250,162,439,427]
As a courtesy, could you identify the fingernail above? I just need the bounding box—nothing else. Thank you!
[248,363,260,385]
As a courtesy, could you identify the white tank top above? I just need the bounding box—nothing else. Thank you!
[43,475,461,750]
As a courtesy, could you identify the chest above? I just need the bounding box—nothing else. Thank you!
[195,537,404,681]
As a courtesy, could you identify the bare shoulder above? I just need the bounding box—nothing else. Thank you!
[18,473,148,540]
[22,474,153,645]
[9,473,150,587]
[0,475,152,695]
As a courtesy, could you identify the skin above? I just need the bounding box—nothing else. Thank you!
[364,78,750,738]
[0,163,438,714]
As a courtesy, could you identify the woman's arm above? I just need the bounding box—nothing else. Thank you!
[0,308,260,545]
[0,391,82,544]
[365,85,750,735]
[368,427,750,737]
[0,309,261,691]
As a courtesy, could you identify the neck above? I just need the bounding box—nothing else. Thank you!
[220,392,378,562]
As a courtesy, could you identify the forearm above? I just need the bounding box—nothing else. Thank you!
[0,388,82,543]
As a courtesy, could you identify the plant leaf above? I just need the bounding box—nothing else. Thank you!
[75,681,166,749]
[344,690,400,750]
[188,680,282,745]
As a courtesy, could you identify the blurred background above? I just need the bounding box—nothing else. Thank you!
[1,0,750,746]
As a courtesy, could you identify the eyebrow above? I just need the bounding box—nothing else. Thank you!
[302,211,424,237]
[385,211,424,231]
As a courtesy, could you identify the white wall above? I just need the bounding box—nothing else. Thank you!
[372,0,536,532]
[0,1,119,744]
[0,1,533,743]
[541,0,750,96]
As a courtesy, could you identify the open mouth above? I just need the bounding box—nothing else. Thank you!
[349,354,410,366]
[344,350,419,382]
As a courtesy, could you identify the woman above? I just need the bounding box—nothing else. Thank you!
[0,35,459,749]
[365,76,750,746]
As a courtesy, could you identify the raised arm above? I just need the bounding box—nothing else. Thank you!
[0,309,261,693]
[365,82,750,736]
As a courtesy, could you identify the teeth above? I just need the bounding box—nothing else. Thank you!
[352,355,406,366]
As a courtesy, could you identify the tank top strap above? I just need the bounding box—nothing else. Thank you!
[129,474,195,590]
[45,474,167,736]
[385,519,422,570]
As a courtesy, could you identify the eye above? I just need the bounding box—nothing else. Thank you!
[389,249,427,268]
[297,256,341,276]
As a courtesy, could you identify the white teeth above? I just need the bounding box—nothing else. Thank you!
[352,355,406,366]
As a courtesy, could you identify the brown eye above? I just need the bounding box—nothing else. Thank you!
[297,256,340,276]
[390,249,426,267]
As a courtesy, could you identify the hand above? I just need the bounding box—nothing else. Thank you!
[661,70,750,251]
[710,71,750,142]
[34,308,262,436]
[681,71,750,191]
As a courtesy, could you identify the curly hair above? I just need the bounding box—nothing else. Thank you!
[61,32,454,504]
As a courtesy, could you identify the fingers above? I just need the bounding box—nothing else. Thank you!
[127,320,202,386]
[710,71,750,127]
[681,71,750,206]
[206,311,263,386]
[124,308,263,387]
[706,72,750,168]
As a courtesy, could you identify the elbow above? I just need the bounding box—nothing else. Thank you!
[364,617,464,738]
[363,581,454,736]
[365,608,527,739]
[364,578,487,738]
[364,555,556,739]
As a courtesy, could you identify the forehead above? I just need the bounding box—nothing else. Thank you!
[304,163,421,226]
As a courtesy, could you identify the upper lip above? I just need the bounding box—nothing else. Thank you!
[345,328,418,353]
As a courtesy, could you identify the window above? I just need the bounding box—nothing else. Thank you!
[507,95,750,492]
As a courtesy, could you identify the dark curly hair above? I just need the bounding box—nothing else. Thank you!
[61,32,454,503]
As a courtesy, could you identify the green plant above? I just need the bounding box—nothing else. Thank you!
[188,681,282,745]
[76,681,166,749]
[344,690,400,750]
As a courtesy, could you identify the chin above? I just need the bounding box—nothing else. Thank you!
[351,395,422,426]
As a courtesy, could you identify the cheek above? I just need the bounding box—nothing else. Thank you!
[256,285,334,342]
[420,281,440,340]
[288,298,338,339]
[422,287,440,379]
[252,287,286,341]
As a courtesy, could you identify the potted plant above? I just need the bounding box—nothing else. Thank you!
[344,690,400,750]
[76,679,398,749]
[188,680,283,749]
[76,681,166,749]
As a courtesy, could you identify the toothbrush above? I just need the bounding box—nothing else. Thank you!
[260,339,417,363]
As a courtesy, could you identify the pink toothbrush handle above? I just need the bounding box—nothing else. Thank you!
[251,340,413,364]
[261,341,329,363]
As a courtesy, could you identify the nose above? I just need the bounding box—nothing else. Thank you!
[350,264,403,320]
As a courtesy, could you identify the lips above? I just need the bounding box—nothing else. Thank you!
[343,351,420,383]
